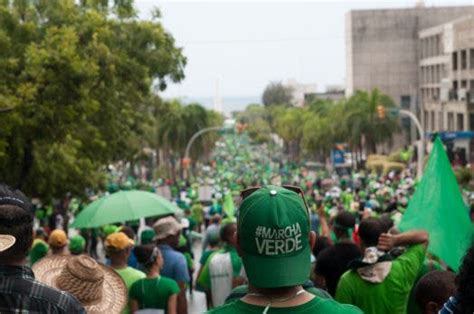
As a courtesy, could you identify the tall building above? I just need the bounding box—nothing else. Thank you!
[345,5,474,143]
[420,15,474,161]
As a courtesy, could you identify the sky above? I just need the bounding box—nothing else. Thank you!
[134,0,474,109]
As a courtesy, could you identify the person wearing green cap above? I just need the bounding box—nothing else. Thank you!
[140,229,156,245]
[69,235,86,255]
[207,186,362,314]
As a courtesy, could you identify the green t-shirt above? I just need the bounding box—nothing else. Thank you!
[129,276,180,312]
[207,296,362,313]
[114,267,146,314]
[224,284,332,304]
[335,244,426,314]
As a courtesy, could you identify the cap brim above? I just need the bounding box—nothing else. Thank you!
[0,235,16,252]
[32,256,127,313]
[242,246,311,288]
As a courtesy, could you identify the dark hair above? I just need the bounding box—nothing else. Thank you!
[134,244,160,270]
[334,211,356,230]
[0,184,34,263]
[315,242,362,296]
[313,236,332,258]
[414,270,455,311]
[379,214,394,233]
[120,226,135,240]
[220,222,236,243]
[456,241,474,313]
[358,217,384,247]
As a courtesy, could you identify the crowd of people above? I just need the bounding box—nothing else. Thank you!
[1,133,474,313]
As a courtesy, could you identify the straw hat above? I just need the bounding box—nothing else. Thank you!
[0,234,15,252]
[32,255,127,313]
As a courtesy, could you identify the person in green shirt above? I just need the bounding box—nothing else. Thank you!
[335,217,429,314]
[130,245,180,314]
[207,186,362,314]
[105,232,146,314]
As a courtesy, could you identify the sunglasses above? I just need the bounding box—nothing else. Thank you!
[240,185,310,217]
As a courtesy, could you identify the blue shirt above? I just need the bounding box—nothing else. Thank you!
[158,244,190,284]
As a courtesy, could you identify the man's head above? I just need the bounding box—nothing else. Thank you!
[220,222,237,247]
[237,185,316,289]
[358,217,384,249]
[153,216,182,248]
[332,211,356,240]
[314,242,362,296]
[414,270,456,314]
[105,232,134,262]
[0,184,33,265]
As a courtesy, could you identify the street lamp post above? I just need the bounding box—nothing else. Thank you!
[183,126,224,178]
[398,109,425,178]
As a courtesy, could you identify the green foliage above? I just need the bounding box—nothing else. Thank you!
[0,0,186,199]
[261,81,294,107]
[242,88,400,162]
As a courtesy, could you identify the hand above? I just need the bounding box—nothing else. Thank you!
[377,233,396,251]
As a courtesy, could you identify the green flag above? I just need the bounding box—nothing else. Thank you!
[399,137,473,271]
[223,192,236,218]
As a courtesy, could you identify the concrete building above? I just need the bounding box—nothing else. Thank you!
[285,79,318,107]
[345,5,474,143]
[304,86,345,104]
[420,15,474,161]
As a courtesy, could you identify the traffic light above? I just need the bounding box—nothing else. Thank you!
[377,105,386,119]
[182,158,191,168]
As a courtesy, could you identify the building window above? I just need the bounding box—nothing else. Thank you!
[461,50,467,69]
[470,113,474,131]
[401,95,411,108]
[432,111,436,131]
[438,112,443,130]
[461,80,467,88]
[457,113,464,131]
[453,51,458,70]
[448,112,454,131]
[470,80,474,91]
[470,49,474,69]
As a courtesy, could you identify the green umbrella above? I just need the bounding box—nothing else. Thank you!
[71,190,177,229]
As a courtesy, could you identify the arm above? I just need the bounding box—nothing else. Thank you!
[130,299,140,313]
[167,294,178,314]
[177,282,187,314]
[377,230,429,251]
[317,205,331,241]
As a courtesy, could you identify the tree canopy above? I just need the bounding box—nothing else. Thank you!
[0,0,187,199]
[241,89,399,163]
[261,81,294,107]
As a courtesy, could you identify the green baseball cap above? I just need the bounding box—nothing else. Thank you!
[238,185,311,288]
[69,235,86,254]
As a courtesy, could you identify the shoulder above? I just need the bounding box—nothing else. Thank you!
[314,298,363,313]
[161,276,179,288]
[338,269,358,283]
[126,267,146,279]
[206,300,241,314]
[32,280,85,313]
